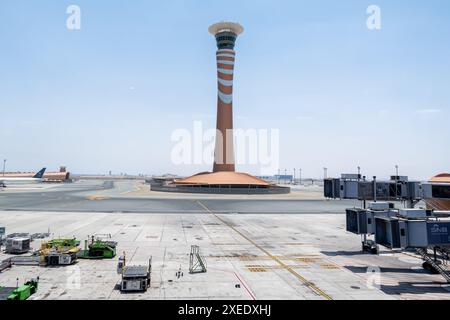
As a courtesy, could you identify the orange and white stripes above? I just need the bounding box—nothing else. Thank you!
[216,49,235,105]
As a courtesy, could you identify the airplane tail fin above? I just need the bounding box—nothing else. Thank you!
[33,168,46,179]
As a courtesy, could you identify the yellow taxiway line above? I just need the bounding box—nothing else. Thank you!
[87,195,110,201]
[195,200,333,300]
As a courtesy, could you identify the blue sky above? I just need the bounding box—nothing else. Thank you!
[0,0,449,179]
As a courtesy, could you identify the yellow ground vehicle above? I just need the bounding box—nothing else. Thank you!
[38,238,80,266]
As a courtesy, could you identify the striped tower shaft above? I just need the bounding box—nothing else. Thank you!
[213,48,236,172]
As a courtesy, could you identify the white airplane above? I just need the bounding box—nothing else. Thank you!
[0,168,46,187]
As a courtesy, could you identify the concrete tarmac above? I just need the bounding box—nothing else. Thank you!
[0,180,357,214]
[0,180,449,300]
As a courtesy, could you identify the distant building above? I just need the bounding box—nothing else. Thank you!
[274,175,294,183]
[2,167,70,182]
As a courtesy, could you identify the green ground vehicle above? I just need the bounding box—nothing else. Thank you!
[5,278,39,300]
[77,236,117,259]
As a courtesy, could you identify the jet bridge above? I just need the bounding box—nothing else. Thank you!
[324,174,422,206]
[374,209,450,249]
[327,172,450,282]
[346,202,395,235]
[345,202,396,254]
[373,209,450,281]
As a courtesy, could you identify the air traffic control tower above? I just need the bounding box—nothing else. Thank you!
[163,22,289,194]
[208,22,243,172]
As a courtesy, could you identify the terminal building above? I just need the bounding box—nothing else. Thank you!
[2,166,70,182]
[427,173,450,210]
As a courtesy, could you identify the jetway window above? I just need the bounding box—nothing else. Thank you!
[389,183,402,197]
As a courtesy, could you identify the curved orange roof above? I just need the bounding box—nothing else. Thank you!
[430,173,450,183]
[174,171,270,186]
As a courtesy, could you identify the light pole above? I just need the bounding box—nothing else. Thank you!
[2,159,6,176]
[293,168,296,185]
[284,169,287,184]
[395,165,399,199]
[299,168,302,186]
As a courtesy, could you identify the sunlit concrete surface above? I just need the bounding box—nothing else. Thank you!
[1,180,325,199]
[0,180,449,300]
[0,180,354,213]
